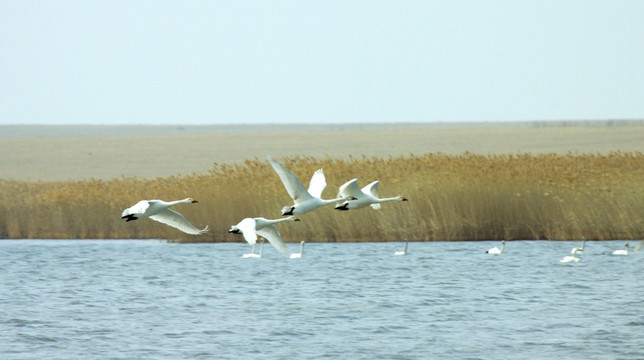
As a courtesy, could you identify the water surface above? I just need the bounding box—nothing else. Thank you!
[1,240,642,359]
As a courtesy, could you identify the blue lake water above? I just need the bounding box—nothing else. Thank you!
[1,239,643,359]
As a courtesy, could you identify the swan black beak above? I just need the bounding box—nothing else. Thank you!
[294,217,301,222]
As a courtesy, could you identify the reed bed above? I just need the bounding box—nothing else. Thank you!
[1,153,643,242]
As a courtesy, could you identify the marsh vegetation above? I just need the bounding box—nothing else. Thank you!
[1,152,643,242]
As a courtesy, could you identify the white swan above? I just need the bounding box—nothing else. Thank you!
[268,157,355,216]
[635,240,643,252]
[290,241,305,259]
[571,236,586,254]
[334,179,408,211]
[560,247,581,263]
[228,216,299,255]
[612,242,629,256]
[394,240,408,255]
[121,198,208,235]
[241,239,264,258]
[486,240,505,255]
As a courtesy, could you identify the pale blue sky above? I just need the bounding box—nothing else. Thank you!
[1,1,642,125]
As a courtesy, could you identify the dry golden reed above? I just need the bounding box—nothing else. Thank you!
[1,152,643,242]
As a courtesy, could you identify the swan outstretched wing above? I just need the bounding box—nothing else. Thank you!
[236,218,258,245]
[337,178,362,199]
[269,158,313,203]
[257,225,290,254]
[363,181,380,198]
[363,181,382,210]
[307,169,327,199]
[149,209,208,235]
[122,200,150,217]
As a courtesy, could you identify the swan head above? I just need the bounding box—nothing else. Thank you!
[625,242,630,247]
[291,216,301,222]
[228,225,241,234]
[281,206,295,216]
[400,196,408,201]
[189,198,198,203]
[347,196,358,201]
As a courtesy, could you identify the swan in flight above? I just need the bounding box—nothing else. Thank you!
[612,242,629,256]
[571,236,586,254]
[394,240,409,255]
[228,216,299,255]
[121,198,208,235]
[560,248,581,263]
[290,241,305,259]
[268,157,355,216]
[334,179,408,211]
[486,240,505,255]
[241,239,264,258]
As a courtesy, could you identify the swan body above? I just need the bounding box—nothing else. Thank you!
[334,179,408,211]
[612,242,629,256]
[290,241,305,259]
[394,240,408,255]
[121,198,208,235]
[561,248,581,263]
[229,216,299,254]
[268,157,355,216]
[486,240,505,255]
[241,239,264,258]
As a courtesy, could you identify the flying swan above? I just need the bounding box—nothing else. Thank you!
[290,241,305,259]
[228,216,299,255]
[121,198,209,235]
[268,157,355,216]
[334,179,408,211]
[612,242,629,256]
[486,240,505,255]
[560,247,581,263]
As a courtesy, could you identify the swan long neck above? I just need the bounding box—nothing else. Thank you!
[299,241,304,255]
[500,241,506,254]
[377,196,405,203]
[167,198,192,206]
[267,216,297,225]
[258,240,264,256]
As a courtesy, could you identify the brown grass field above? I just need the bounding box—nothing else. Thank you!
[1,122,643,242]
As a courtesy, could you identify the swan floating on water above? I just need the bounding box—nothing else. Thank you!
[486,240,505,255]
[635,240,643,252]
[268,157,355,216]
[290,241,305,259]
[394,240,409,255]
[612,242,629,256]
[229,216,299,255]
[121,198,208,235]
[334,179,408,211]
[241,239,264,258]
[572,237,586,254]
[560,248,581,263]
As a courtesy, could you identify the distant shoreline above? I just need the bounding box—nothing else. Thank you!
[2,120,643,181]
[2,119,643,139]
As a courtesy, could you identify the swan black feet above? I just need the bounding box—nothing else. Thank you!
[121,214,138,222]
[334,203,350,211]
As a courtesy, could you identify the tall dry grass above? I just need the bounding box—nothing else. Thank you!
[1,153,643,242]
